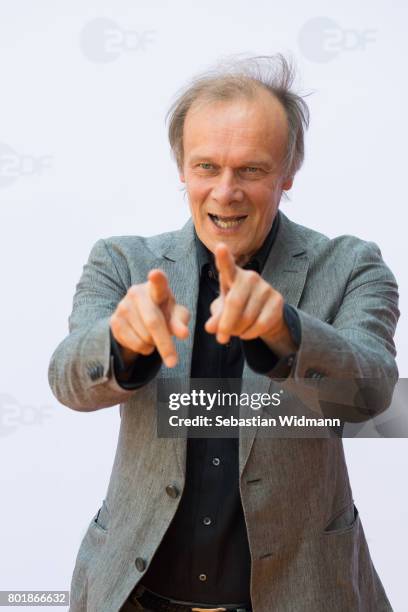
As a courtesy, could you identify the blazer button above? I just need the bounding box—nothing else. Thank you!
[165,484,180,499]
[87,362,104,381]
[135,557,146,572]
[305,368,325,380]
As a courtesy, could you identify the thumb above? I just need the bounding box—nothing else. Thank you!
[205,296,223,334]
[169,304,190,339]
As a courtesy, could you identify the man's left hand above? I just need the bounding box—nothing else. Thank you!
[204,243,297,358]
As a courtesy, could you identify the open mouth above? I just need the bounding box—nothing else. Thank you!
[208,213,247,229]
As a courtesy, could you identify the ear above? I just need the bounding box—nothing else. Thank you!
[178,163,185,183]
[282,176,293,191]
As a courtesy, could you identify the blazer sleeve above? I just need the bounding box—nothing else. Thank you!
[48,238,151,411]
[284,239,400,421]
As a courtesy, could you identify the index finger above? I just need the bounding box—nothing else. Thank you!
[214,243,237,295]
[137,288,178,367]
[148,269,171,305]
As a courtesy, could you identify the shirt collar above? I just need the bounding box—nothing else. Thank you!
[194,210,281,275]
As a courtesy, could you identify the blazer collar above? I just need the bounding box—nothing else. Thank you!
[159,217,196,263]
[159,209,307,263]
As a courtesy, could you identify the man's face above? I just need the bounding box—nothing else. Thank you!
[180,89,293,266]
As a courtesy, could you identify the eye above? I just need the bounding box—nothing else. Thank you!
[198,162,215,170]
[242,166,260,173]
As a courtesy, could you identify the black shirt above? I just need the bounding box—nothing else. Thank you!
[110,212,300,604]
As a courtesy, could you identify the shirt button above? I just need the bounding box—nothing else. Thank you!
[203,516,212,526]
[287,356,294,367]
[212,457,220,466]
[198,573,207,582]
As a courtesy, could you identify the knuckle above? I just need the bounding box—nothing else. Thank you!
[137,344,155,355]
[128,284,141,298]
[135,325,150,342]
[110,310,119,324]
[274,291,284,309]
[110,325,123,345]
[133,327,153,350]
[110,314,120,333]
[260,285,272,301]
[140,333,155,349]
[246,270,259,284]
[241,312,252,328]
[126,337,140,352]
[218,318,230,333]
[144,313,159,329]
[116,300,130,316]
[226,293,241,309]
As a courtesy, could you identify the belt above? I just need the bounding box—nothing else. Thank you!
[131,585,252,612]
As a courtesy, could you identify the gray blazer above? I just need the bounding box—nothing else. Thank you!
[48,211,399,612]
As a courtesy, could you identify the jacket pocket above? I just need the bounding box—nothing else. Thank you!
[324,501,358,535]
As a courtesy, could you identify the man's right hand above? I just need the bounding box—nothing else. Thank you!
[109,269,190,368]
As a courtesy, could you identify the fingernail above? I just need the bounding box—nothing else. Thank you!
[217,333,228,343]
[166,355,177,368]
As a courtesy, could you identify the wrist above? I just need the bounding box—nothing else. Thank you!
[261,311,298,358]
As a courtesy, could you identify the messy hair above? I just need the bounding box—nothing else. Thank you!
[166,53,311,181]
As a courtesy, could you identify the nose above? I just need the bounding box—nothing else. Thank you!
[211,168,244,206]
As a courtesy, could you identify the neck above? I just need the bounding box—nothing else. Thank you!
[235,252,252,267]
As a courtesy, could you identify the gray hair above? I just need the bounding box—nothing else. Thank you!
[166,53,311,181]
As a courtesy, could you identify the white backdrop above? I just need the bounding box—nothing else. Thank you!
[1,1,407,610]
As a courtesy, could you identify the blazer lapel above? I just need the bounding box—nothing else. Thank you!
[156,219,199,479]
[239,211,310,476]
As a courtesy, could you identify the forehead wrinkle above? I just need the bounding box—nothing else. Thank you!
[183,94,288,169]
[186,128,280,170]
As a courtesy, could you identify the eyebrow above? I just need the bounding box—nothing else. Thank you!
[188,155,273,168]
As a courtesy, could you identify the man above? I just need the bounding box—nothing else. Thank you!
[48,55,399,612]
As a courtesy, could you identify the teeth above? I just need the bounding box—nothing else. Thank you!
[211,215,246,229]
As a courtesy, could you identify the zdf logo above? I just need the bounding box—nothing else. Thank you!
[79,18,155,63]
[0,394,53,437]
[0,143,52,189]
[298,17,376,63]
